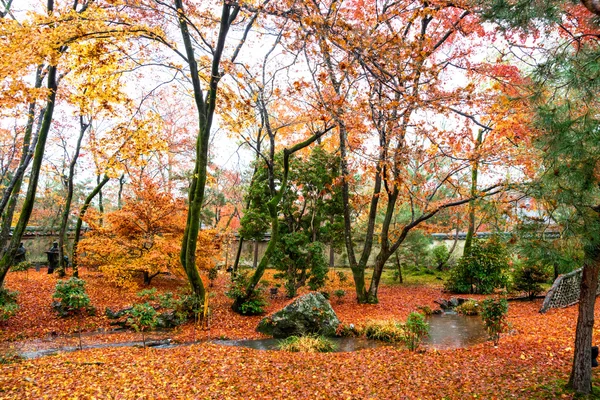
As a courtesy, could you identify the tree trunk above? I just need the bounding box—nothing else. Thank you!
[0,65,57,287]
[0,68,44,255]
[97,174,104,226]
[394,252,403,283]
[117,173,125,209]
[463,129,484,257]
[57,117,87,277]
[252,239,259,269]
[568,242,600,394]
[71,175,110,277]
[232,236,244,275]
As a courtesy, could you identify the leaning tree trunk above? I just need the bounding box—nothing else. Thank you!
[0,65,57,287]
[57,117,88,277]
[71,175,109,277]
[568,242,600,394]
[463,129,484,257]
[0,67,43,255]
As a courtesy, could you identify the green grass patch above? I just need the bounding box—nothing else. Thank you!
[277,335,337,353]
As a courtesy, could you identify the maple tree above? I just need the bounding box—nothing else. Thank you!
[272,0,526,304]
[0,0,162,286]
[78,178,220,288]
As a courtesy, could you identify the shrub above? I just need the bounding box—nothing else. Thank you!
[11,261,32,272]
[455,300,480,316]
[0,288,19,321]
[271,232,329,298]
[363,320,405,343]
[334,289,346,303]
[445,237,509,294]
[480,298,509,345]
[278,335,336,353]
[337,271,348,285]
[432,244,450,270]
[127,302,158,347]
[137,288,158,300]
[416,305,433,316]
[512,264,549,300]
[53,277,94,317]
[226,272,267,315]
[402,312,429,351]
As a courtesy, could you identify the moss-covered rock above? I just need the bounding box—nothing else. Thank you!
[256,293,340,338]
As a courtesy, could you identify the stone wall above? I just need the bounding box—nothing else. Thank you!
[539,268,600,313]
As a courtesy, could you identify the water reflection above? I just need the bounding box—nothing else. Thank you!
[425,313,489,349]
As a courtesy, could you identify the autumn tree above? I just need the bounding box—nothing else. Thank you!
[275,0,520,303]
[0,0,161,286]
[78,178,219,288]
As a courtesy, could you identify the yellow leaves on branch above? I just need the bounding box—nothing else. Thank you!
[78,178,221,289]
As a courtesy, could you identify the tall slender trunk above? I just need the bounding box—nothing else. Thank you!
[174,0,242,303]
[0,67,44,253]
[252,240,259,269]
[463,129,484,256]
[71,175,109,277]
[568,241,600,394]
[0,65,58,286]
[97,174,104,226]
[57,117,88,277]
[117,174,125,209]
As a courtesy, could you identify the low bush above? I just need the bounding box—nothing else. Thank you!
[11,261,31,272]
[481,298,509,345]
[53,277,94,317]
[226,272,268,316]
[336,323,361,337]
[334,289,346,303]
[445,237,509,294]
[278,335,336,353]
[402,312,429,351]
[363,320,405,343]
[512,264,549,300]
[0,287,19,321]
[455,300,479,316]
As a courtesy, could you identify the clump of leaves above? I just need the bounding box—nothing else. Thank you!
[402,312,429,351]
[512,264,549,300]
[455,300,480,316]
[480,298,509,345]
[208,267,218,287]
[432,244,450,270]
[127,302,158,347]
[271,232,329,298]
[333,289,346,303]
[11,261,31,272]
[363,320,405,343]
[336,323,361,337]
[52,277,94,317]
[445,237,509,294]
[0,287,19,321]
[416,305,433,316]
[278,335,336,353]
[226,272,267,315]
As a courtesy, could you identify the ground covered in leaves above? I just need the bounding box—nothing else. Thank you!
[1,268,598,398]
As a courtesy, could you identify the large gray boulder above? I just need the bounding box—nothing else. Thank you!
[257,293,340,338]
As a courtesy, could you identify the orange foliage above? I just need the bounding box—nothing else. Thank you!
[1,268,599,398]
[78,179,220,288]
